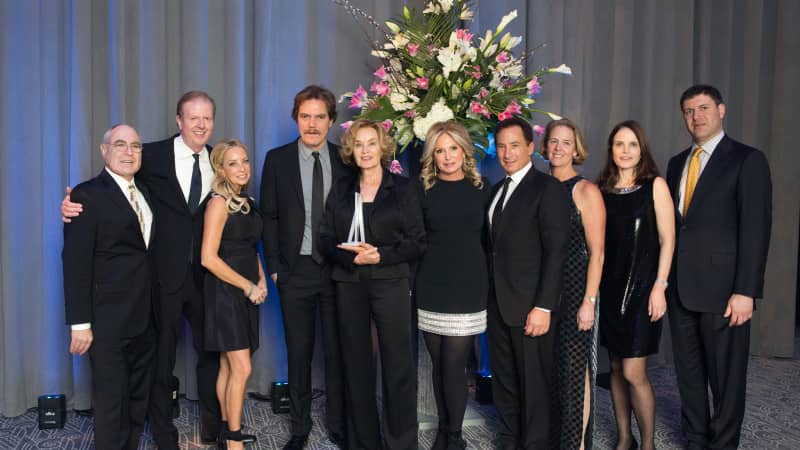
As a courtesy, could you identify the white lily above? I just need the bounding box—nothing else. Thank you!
[548,64,573,75]
[495,10,518,35]
[547,112,563,120]
[437,47,462,78]
[385,21,400,34]
[460,6,475,21]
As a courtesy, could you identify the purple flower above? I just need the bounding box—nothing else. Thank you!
[389,159,403,174]
[527,76,541,96]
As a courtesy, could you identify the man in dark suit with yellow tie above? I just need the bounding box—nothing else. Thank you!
[666,85,772,449]
[63,124,156,450]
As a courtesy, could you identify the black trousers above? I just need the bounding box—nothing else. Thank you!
[149,267,221,450]
[277,256,346,437]
[487,293,555,450]
[336,278,418,450]
[669,297,751,450]
[90,326,155,450]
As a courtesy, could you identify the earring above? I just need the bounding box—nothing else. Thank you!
[434,165,437,177]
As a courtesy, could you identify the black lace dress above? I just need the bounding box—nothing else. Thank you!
[204,197,262,352]
[553,175,598,449]
[599,180,662,357]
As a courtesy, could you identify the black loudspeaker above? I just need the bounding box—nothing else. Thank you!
[271,381,290,414]
[475,371,493,405]
[38,394,66,429]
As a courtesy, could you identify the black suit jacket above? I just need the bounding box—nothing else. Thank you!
[63,170,155,339]
[320,170,426,282]
[488,167,571,327]
[260,140,353,281]
[666,134,772,313]
[139,135,212,293]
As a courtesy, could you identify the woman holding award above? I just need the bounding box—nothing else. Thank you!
[319,119,426,450]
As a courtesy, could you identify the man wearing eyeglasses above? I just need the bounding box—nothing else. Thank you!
[62,92,228,448]
[63,124,156,450]
[666,84,772,450]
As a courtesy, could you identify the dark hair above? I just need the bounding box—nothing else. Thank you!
[176,91,216,117]
[596,120,660,192]
[339,119,394,168]
[679,84,723,110]
[292,85,338,123]
[495,117,533,145]
[542,118,588,165]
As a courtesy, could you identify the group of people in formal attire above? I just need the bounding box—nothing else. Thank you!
[61,83,771,450]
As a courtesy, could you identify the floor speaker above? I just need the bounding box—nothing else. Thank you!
[38,394,66,429]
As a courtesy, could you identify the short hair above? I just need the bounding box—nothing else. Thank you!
[542,118,588,165]
[176,90,216,117]
[679,84,724,110]
[339,119,394,168]
[420,120,483,191]
[596,120,660,192]
[292,85,338,123]
[102,124,123,144]
[495,117,533,145]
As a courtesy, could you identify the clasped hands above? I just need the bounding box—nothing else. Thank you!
[246,279,268,305]
[338,242,381,265]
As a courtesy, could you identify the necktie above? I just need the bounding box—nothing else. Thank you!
[188,153,202,214]
[491,177,512,240]
[128,183,146,237]
[683,146,703,216]
[311,152,324,264]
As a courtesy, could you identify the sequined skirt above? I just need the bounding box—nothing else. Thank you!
[417,309,486,336]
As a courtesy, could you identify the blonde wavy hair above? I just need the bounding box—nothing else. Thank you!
[420,120,483,191]
[210,139,251,214]
[339,119,395,168]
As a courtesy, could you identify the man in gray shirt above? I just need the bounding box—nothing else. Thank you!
[260,85,352,450]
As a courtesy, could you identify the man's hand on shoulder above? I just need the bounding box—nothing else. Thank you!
[723,293,754,327]
[524,308,551,337]
[69,328,93,355]
[61,186,83,223]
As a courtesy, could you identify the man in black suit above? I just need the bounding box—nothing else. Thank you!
[487,117,571,449]
[666,85,772,450]
[63,91,225,447]
[63,124,156,450]
[260,85,350,450]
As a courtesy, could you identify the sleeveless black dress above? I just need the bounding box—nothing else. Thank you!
[599,180,662,357]
[204,197,262,352]
[553,175,598,449]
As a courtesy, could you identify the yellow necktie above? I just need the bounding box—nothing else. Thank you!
[683,147,703,216]
[128,184,146,237]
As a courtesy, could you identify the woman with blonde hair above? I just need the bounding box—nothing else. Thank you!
[201,139,266,449]
[415,120,491,450]
[320,119,425,450]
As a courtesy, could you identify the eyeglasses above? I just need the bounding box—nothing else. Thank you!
[109,141,143,153]
[682,104,714,117]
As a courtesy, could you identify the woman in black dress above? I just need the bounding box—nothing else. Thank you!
[320,119,425,450]
[415,121,491,450]
[596,121,675,450]
[543,119,605,450]
[201,139,266,449]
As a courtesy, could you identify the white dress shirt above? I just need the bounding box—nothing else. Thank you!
[677,130,725,215]
[71,168,154,331]
[174,135,214,203]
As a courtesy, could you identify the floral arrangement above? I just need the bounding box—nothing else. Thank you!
[335,0,571,165]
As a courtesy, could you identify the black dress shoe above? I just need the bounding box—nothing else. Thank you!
[328,431,347,448]
[282,434,309,450]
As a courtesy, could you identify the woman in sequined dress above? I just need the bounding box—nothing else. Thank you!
[414,121,492,450]
[544,119,606,450]
[596,120,675,450]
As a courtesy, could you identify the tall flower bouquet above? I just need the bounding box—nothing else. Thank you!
[336,0,571,159]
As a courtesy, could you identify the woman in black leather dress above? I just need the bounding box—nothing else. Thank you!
[596,120,675,450]
[320,119,425,450]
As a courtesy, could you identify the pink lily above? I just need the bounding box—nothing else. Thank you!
[390,159,403,174]
[527,76,541,95]
[495,51,510,63]
[416,77,429,89]
[341,121,354,131]
[455,29,474,42]
[533,124,545,138]
[349,85,368,109]
[407,43,420,56]
[374,65,388,80]
[470,101,491,118]
[381,119,393,132]
[370,81,391,97]
[498,111,512,121]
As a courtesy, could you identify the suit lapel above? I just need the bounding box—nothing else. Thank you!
[684,136,733,217]
[668,148,691,200]
[139,182,156,248]
[161,138,192,213]
[288,140,305,207]
[99,170,146,249]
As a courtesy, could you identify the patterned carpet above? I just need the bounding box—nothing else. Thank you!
[2,352,799,449]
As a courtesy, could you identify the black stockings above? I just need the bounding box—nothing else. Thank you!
[423,332,474,432]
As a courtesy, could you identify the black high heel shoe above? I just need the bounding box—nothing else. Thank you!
[219,428,257,449]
